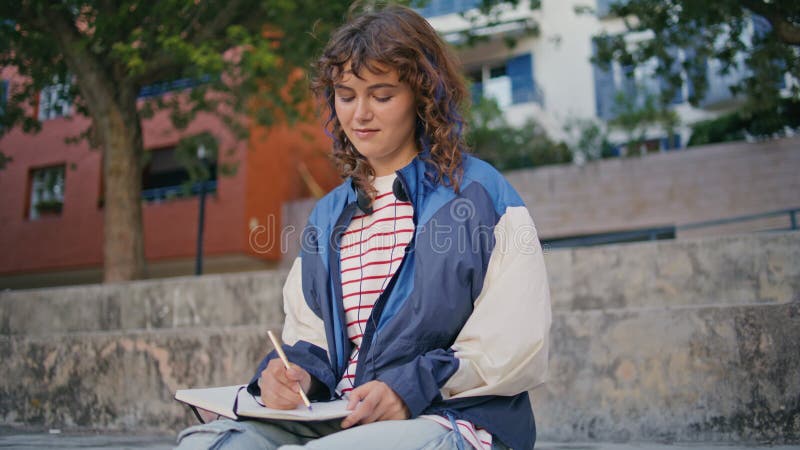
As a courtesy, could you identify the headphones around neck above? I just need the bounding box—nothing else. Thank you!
[356,177,409,215]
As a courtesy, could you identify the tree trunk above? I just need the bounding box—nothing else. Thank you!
[41,8,147,282]
[100,92,147,282]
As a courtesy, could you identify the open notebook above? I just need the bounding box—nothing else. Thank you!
[175,385,350,422]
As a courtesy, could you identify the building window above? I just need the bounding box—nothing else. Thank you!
[38,81,72,121]
[141,146,217,202]
[470,53,541,107]
[593,39,693,120]
[595,0,617,18]
[1,79,8,120]
[416,0,480,18]
[137,75,213,99]
[28,164,65,219]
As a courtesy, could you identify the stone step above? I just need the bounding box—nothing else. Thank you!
[546,232,799,311]
[2,232,797,337]
[1,232,798,444]
[0,271,286,336]
[534,301,800,443]
[2,301,797,443]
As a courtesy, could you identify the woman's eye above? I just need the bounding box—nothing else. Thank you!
[375,96,393,103]
[337,96,354,103]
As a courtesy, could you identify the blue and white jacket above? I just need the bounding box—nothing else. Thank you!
[248,153,551,450]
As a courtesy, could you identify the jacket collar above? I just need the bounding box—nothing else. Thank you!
[345,150,438,210]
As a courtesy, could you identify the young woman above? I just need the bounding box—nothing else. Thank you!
[176,4,550,450]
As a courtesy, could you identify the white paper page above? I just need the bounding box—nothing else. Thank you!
[175,385,351,422]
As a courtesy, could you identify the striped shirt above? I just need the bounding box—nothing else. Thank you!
[336,173,491,450]
[336,173,414,396]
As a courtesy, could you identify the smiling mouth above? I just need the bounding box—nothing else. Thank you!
[354,129,379,138]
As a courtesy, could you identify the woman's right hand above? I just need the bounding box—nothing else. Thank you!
[259,358,312,409]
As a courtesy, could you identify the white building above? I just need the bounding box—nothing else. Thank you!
[419,0,765,156]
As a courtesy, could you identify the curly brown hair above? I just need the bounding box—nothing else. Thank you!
[311,3,469,202]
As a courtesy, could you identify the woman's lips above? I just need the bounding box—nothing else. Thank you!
[354,129,379,139]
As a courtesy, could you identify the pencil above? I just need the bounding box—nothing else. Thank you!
[267,330,313,411]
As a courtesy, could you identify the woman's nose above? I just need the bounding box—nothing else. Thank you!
[354,99,373,122]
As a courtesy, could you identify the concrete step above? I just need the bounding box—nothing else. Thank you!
[1,232,798,444]
[534,301,800,443]
[546,232,799,311]
[0,271,286,336]
[2,301,797,443]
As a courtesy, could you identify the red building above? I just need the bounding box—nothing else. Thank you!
[0,70,340,289]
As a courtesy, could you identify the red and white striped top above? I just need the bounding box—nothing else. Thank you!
[335,173,491,450]
[336,173,414,396]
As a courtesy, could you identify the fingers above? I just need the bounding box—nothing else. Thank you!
[286,364,312,393]
[341,381,411,428]
[341,382,384,428]
[260,359,305,409]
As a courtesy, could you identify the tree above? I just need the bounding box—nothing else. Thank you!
[467,96,572,171]
[0,1,354,282]
[562,117,615,164]
[591,0,800,136]
[609,87,680,155]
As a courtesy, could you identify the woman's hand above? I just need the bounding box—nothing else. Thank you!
[259,358,312,409]
[341,380,410,428]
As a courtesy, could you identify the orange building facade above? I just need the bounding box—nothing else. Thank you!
[0,72,340,289]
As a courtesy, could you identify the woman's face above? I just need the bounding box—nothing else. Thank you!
[334,62,418,177]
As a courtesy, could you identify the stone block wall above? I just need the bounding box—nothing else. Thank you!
[1,232,798,443]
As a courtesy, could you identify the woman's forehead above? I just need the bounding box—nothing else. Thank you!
[335,60,399,84]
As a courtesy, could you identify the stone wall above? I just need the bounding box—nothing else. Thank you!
[1,232,798,443]
[506,137,800,239]
[280,138,800,269]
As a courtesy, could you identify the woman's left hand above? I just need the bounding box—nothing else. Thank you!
[341,380,410,428]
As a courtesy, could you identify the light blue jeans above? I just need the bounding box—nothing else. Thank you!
[174,417,509,450]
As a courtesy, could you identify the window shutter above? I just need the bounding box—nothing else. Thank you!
[658,47,684,105]
[470,82,483,105]
[38,86,52,121]
[507,53,536,104]
[592,41,616,120]
[0,80,8,121]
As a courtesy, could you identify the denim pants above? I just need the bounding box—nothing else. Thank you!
[174,417,510,450]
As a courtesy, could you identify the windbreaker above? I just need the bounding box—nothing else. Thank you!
[248,152,552,450]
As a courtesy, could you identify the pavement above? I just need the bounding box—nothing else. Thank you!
[0,427,798,450]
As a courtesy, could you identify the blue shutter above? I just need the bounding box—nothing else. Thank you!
[0,80,7,117]
[596,0,612,17]
[659,47,684,105]
[621,64,637,105]
[752,14,772,37]
[592,41,616,120]
[751,15,787,89]
[416,0,480,18]
[507,53,536,104]
[470,82,483,105]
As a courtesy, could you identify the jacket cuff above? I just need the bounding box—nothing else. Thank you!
[376,348,459,418]
[247,340,336,402]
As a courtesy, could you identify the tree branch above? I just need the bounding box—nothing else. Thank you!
[742,0,800,46]
[188,0,250,46]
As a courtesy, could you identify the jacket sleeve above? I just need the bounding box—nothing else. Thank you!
[377,205,551,416]
[440,205,551,399]
[247,256,337,401]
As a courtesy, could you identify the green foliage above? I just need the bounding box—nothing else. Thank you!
[466,96,571,171]
[590,0,800,137]
[0,0,359,158]
[609,87,680,154]
[562,117,615,163]
[689,99,800,146]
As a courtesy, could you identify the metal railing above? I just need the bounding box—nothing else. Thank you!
[141,180,217,202]
[541,207,799,249]
[677,207,799,233]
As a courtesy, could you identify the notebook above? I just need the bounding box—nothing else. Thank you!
[174,384,350,422]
